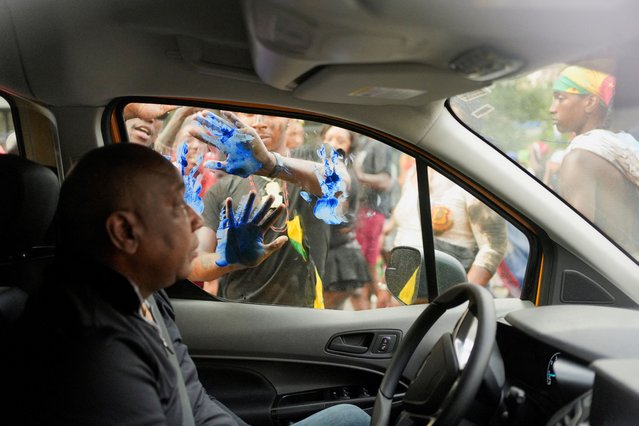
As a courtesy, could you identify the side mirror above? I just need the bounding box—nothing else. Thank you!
[385,246,467,304]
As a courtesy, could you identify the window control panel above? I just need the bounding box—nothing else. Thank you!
[326,385,372,401]
[373,334,397,354]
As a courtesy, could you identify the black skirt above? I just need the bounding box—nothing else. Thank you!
[324,239,371,292]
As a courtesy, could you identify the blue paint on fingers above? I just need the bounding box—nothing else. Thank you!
[177,142,204,214]
[300,191,312,203]
[195,112,262,178]
[303,145,347,225]
[215,194,267,267]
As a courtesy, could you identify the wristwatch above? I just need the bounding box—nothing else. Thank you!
[267,152,285,177]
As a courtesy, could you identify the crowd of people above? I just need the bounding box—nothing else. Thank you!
[116,63,635,310]
[120,102,520,309]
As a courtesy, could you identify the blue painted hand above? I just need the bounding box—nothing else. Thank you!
[194,111,262,178]
[177,142,204,214]
[215,192,286,267]
[301,145,348,225]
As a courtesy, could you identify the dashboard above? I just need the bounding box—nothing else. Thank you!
[495,305,639,425]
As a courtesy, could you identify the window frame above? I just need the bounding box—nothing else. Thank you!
[110,98,541,306]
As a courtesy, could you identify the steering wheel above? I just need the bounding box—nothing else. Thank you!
[371,283,497,426]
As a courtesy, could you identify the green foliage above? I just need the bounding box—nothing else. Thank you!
[452,64,568,156]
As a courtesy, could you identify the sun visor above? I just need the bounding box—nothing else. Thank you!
[293,64,487,106]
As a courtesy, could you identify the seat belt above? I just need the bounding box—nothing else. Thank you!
[147,295,196,426]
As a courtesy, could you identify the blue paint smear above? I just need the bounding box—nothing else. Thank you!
[215,194,265,267]
[299,191,312,203]
[177,142,204,214]
[195,112,262,178]
[303,145,347,225]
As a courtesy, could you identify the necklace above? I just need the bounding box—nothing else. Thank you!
[248,175,289,233]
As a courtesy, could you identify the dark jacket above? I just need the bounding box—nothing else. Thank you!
[7,258,247,425]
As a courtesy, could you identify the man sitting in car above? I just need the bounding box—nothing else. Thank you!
[6,143,368,425]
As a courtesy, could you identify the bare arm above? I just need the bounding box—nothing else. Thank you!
[191,110,350,196]
[220,111,351,196]
[559,149,599,221]
[153,106,203,153]
[123,103,177,121]
[355,168,392,191]
[466,197,507,286]
[189,227,239,281]
[466,265,493,287]
[266,155,326,195]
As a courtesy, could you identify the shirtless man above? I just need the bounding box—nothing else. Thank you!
[550,65,639,256]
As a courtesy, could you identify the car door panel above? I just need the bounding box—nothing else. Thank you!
[171,294,532,424]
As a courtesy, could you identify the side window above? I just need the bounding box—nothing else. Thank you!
[385,160,528,303]
[122,103,528,309]
[0,96,16,155]
[451,62,639,263]
[428,168,529,299]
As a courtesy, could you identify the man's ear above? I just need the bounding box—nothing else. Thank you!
[584,94,601,113]
[105,211,140,254]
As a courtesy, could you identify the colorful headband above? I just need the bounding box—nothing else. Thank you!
[553,65,616,107]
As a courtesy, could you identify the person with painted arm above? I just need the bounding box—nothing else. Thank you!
[192,110,348,196]
[188,111,350,308]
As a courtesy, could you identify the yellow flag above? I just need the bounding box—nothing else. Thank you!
[399,267,420,305]
[314,267,325,309]
[286,215,308,261]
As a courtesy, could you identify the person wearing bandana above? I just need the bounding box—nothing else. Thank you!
[550,65,639,256]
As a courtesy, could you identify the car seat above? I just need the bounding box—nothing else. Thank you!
[0,154,59,330]
[0,154,59,422]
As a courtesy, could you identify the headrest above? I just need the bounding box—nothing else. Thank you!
[0,155,59,259]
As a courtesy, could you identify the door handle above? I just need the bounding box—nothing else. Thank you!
[328,336,369,354]
[328,334,372,354]
[326,330,402,358]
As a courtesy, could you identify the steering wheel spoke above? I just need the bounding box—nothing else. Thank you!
[403,333,460,416]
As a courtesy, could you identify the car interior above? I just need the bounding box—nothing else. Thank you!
[2,0,639,425]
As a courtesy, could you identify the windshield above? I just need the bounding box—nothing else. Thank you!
[451,62,639,262]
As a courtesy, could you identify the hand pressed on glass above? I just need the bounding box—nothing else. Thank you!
[194,111,264,178]
[215,191,288,267]
[176,141,204,214]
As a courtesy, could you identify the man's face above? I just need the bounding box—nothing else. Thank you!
[237,113,289,151]
[323,126,352,154]
[126,116,164,147]
[285,122,305,149]
[549,91,590,134]
[135,168,203,288]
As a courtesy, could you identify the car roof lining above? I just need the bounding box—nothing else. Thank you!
[2,0,639,146]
